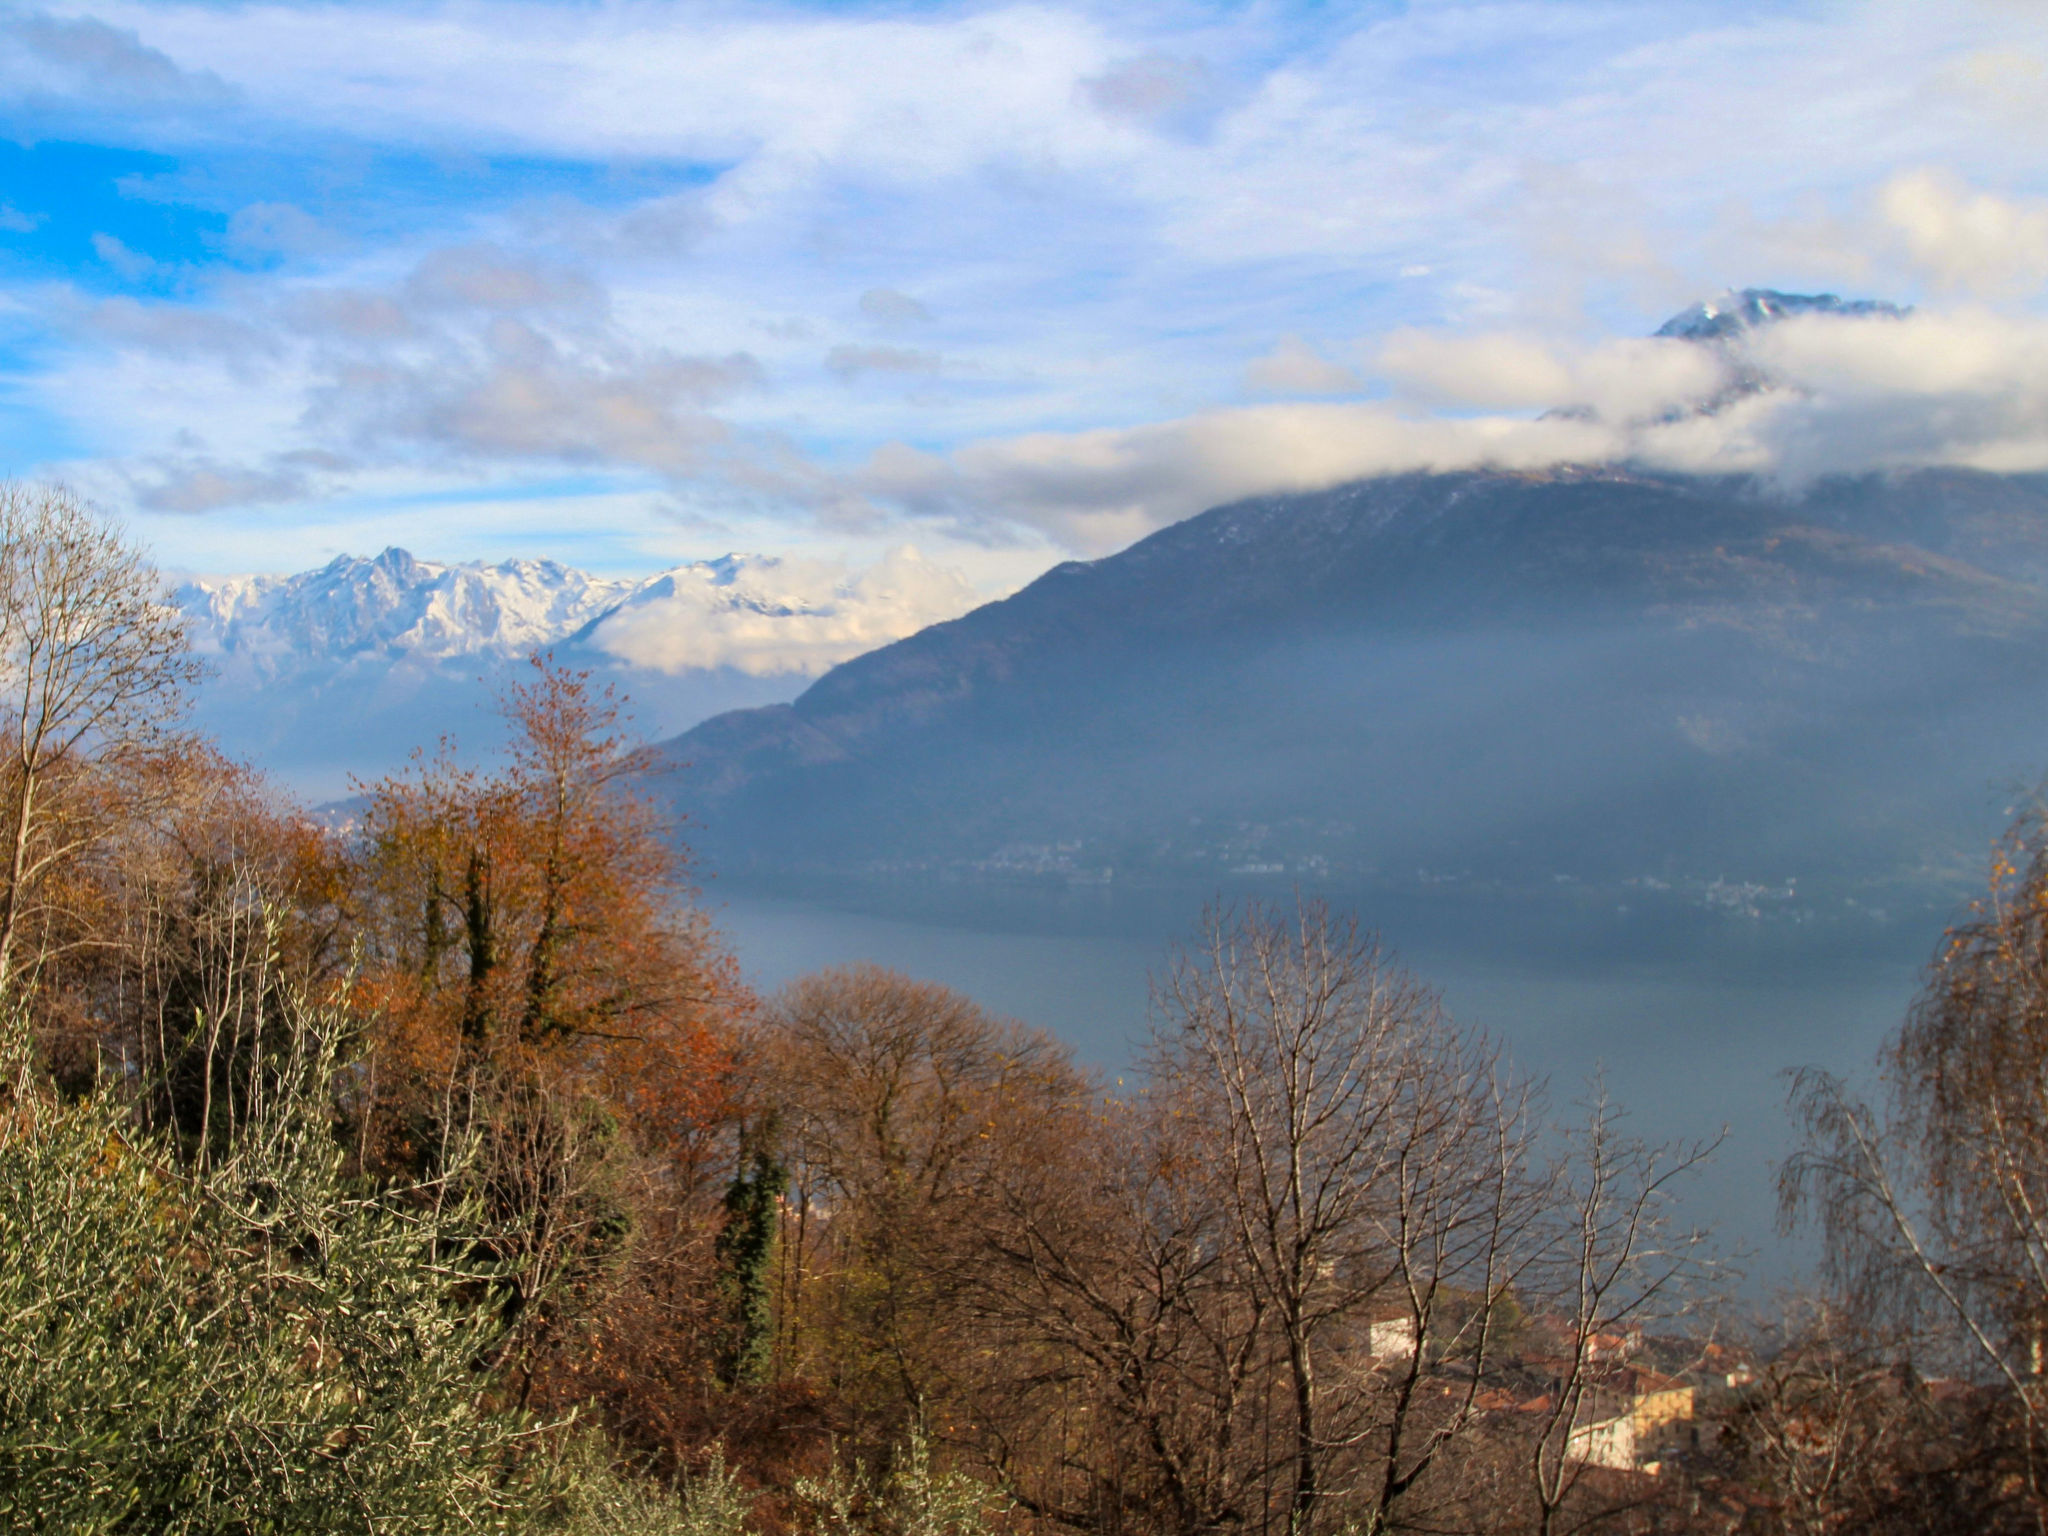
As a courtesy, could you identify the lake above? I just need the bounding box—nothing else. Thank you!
[710,880,1932,1281]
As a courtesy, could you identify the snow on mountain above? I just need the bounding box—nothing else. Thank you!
[577,548,980,677]
[1652,288,1908,342]
[176,546,983,797]
[1529,289,1912,431]
[178,547,979,680]
[178,549,635,672]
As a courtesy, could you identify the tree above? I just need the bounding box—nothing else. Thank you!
[355,657,737,1168]
[358,658,736,1056]
[1147,900,1543,1536]
[0,978,544,1533]
[0,484,200,995]
[965,1063,1273,1536]
[717,1133,788,1387]
[764,965,1081,1438]
[40,744,354,1161]
[1522,1092,1717,1536]
[353,658,742,1404]
[1782,799,2048,1532]
[1721,1299,1962,1536]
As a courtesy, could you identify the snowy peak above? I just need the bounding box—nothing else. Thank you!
[180,548,632,666]
[178,547,982,681]
[1654,288,1907,341]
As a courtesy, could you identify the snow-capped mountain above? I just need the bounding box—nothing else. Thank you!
[178,547,981,797]
[1652,287,1907,341]
[179,549,634,671]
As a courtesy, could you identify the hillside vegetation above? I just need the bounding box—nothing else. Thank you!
[3,482,2047,1533]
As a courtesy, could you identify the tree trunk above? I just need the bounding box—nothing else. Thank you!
[0,763,39,997]
[1290,1320,1318,1536]
[460,847,494,1045]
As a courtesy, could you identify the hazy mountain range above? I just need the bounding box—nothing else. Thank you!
[649,462,2048,936]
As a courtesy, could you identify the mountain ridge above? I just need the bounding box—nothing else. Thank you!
[177,545,981,796]
[650,463,2048,929]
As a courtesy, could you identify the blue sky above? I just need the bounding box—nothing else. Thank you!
[1,0,2045,587]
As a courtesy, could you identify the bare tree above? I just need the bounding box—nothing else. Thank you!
[966,1074,1272,1536]
[0,484,198,994]
[765,964,1085,1436]
[1150,899,1544,1536]
[1728,1299,1927,1536]
[1523,1091,1718,1536]
[1781,799,2048,1532]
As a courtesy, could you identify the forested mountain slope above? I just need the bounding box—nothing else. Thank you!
[655,466,2048,924]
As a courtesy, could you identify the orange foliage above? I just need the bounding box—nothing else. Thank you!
[33,743,355,1110]
[352,657,744,1174]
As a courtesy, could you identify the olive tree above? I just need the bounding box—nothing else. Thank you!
[0,977,545,1533]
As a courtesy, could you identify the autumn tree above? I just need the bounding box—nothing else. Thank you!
[0,484,201,996]
[964,1064,1274,1535]
[47,744,353,1162]
[763,965,1084,1441]
[354,658,743,1395]
[357,657,736,1140]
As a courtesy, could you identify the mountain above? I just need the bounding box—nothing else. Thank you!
[653,460,2048,946]
[1651,287,1907,340]
[183,548,633,668]
[178,546,977,797]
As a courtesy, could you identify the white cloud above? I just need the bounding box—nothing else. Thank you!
[0,10,233,110]
[1242,335,1360,396]
[1378,331,1578,410]
[1081,52,1217,131]
[826,344,945,380]
[66,240,770,497]
[91,233,157,282]
[855,302,2048,549]
[19,1,2048,582]
[312,321,764,476]
[1879,169,2048,295]
[857,403,1621,553]
[1379,331,1727,422]
[588,546,979,675]
[405,244,599,314]
[133,456,307,513]
[1735,307,2048,477]
[225,202,338,260]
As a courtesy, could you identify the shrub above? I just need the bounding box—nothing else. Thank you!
[0,993,541,1534]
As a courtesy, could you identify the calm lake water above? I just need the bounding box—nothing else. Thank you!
[710,881,1930,1281]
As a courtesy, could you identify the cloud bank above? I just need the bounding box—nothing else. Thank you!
[839,296,2048,553]
[587,547,980,677]
[2,1,2046,581]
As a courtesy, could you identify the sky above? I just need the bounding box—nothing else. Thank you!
[2,0,2046,594]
